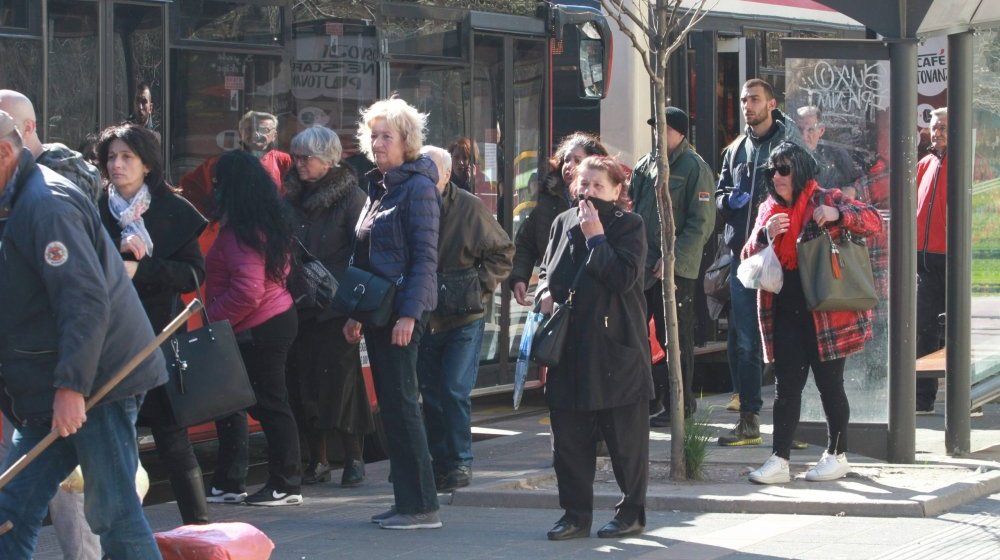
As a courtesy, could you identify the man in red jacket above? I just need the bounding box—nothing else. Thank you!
[915,107,948,413]
[180,110,292,218]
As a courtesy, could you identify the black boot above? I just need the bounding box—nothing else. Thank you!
[171,467,210,525]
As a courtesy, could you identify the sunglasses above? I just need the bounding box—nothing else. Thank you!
[764,164,792,179]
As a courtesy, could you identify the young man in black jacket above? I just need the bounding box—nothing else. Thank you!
[714,79,796,447]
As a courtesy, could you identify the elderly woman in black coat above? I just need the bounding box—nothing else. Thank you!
[536,155,653,541]
[96,124,209,525]
[283,126,371,487]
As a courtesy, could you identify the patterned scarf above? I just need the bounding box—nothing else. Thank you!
[108,183,154,257]
[763,179,818,270]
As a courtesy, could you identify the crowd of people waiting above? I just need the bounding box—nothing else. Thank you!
[0,77,907,557]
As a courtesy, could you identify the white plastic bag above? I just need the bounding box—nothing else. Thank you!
[736,244,784,293]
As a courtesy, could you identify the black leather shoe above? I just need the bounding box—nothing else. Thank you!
[597,518,644,539]
[441,466,471,491]
[340,459,365,488]
[547,519,590,541]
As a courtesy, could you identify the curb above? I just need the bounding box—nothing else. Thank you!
[451,464,1000,518]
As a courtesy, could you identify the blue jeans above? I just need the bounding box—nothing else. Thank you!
[0,396,161,560]
[417,318,486,473]
[728,252,764,414]
[366,315,439,515]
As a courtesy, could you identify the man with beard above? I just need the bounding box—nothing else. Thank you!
[180,111,293,217]
[127,83,160,143]
[714,79,796,447]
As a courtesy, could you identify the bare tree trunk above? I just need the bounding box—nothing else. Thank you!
[651,75,686,482]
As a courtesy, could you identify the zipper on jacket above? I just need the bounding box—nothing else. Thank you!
[743,140,762,246]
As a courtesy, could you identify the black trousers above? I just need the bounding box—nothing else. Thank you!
[772,302,849,460]
[550,400,649,527]
[645,277,696,412]
[916,253,946,409]
[213,306,301,492]
[139,386,200,474]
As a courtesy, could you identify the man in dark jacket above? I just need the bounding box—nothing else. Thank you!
[630,108,715,425]
[714,79,795,447]
[416,146,514,491]
[794,106,863,192]
[0,111,166,559]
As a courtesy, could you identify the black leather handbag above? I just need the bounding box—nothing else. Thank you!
[161,270,256,427]
[530,259,587,367]
[332,266,397,327]
[287,237,339,310]
[436,267,484,317]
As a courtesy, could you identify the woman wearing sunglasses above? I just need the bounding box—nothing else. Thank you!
[744,142,882,485]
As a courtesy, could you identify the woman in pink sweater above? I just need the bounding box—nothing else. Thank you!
[204,150,302,507]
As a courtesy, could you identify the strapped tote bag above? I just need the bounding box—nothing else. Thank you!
[797,227,878,312]
[161,269,256,427]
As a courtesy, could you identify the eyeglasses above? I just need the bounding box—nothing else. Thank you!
[291,154,316,164]
[764,164,792,179]
[255,126,276,135]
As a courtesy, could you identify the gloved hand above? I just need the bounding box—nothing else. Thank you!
[728,191,751,210]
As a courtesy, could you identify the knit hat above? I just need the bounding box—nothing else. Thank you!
[646,106,689,137]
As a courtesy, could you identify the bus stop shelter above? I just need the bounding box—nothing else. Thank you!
[801,0,1000,462]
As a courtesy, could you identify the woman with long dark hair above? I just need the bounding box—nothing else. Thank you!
[509,132,608,306]
[204,150,302,506]
[96,123,210,525]
[744,142,882,484]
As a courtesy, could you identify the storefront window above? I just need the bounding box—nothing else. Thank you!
[177,0,283,45]
[291,18,378,156]
[0,0,31,29]
[0,37,41,108]
[47,0,99,148]
[169,50,286,180]
[384,16,462,59]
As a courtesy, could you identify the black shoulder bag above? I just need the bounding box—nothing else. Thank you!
[530,257,588,368]
[287,236,339,310]
[331,210,397,327]
[161,268,257,427]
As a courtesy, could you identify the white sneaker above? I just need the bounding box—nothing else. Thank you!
[749,453,790,484]
[205,486,247,504]
[805,451,851,482]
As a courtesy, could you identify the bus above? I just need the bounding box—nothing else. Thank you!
[0,0,611,454]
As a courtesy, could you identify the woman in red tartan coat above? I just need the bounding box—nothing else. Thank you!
[741,142,883,485]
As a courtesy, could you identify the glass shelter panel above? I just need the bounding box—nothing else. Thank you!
[47,0,99,148]
[0,37,40,112]
[176,0,283,45]
[290,18,378,155]
[785,56,892,423]
[112,3,164,130]
[169,50,286,181]
[971,28,1000,389]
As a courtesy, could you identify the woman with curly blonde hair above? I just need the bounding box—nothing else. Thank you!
[343,97,443,529]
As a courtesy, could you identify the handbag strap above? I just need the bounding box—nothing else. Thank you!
[564,252,589,306]
[293,236,318,263]
[169,266,211,328]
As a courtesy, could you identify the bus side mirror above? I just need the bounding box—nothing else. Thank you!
[578,21,607,99]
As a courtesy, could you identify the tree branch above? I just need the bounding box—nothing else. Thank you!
[601,1,660,83]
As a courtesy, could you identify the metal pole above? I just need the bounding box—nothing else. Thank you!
[887,38,918,464]
[945,30,973,455]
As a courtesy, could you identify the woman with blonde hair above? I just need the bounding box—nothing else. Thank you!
[343,97,442,529]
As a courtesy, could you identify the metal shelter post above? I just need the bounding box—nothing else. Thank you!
[887,37,918,464]
[945,30,973,455]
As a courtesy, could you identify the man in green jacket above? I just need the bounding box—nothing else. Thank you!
[629,107,716,426]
